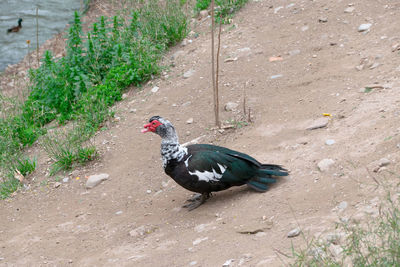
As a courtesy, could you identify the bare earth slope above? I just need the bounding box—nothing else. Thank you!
[1,0,400,266]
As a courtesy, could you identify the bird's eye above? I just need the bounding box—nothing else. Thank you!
[152,122,157,125]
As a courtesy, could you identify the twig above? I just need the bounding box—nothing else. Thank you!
[211,0,220,128]
[36,7,39,67]
[215,16,222,128]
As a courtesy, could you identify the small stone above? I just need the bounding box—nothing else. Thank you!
[318,17,328,23]
[146,189,152,194]
[378,158,390,167]
[337,201,348,210]
[183,69,195,79]
[270,74,283,79]
[151,86,159,93]
[199,10,209,19]
[344,7,354,13]
[306,117,329,130]
[62,177,69,183]
[358,23,372,32]
[369,62,380,69]
[172,50,185,60]
[129,226,147,237]
[189,261,198,266]
[325,139,335,145]
[222,259,235,266]
[224,102,239,111]
[186,131,191,136]
[193,237,208,245]
[301,25,309,32]
[54,182,62,188]
[255,232,267,237]
[329,244,343,258]
[86,173,109,189]
[181,39,188,47]
[122,93,128,99]
[288,49,300,56]
[287,227,301,238]
[318,158,335,172]
[115,211,123,215]
[186,118,194,124]
[130,109,137,113]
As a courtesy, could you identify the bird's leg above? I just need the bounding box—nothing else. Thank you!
[182,193,210,211]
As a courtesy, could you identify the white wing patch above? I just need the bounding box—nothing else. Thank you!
[186,159,228,182]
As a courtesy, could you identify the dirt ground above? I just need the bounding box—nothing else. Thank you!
[1,0,400,266]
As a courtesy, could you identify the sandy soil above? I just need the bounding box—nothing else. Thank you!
[1,0,400,266]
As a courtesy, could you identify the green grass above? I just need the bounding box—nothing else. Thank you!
[194,0,248,23]
[291,192,400,266]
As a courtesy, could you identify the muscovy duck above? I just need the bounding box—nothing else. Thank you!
[7,18,23,33]
[142,116,289,210]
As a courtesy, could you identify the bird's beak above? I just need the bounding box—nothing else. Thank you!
[141,123,152,133]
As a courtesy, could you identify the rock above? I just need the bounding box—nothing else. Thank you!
[86,173,109,189]
[183,69,195,79]
[54,182,62,188]
[222,259,235,266]
[189,261,197,266]
[337,201,348,211]
[172,50,185,60]
[193,237,208,245]
[129,108,137,113]
[329,244,343,258]
[274,6,283,13]
[287,227,301,238]
[378,158,390,167]
[62,177,69,183]
[129,225,156,237]
[151,86,159,93]
[289,49,300,56]
[344,7,354,13]
[270,74,283,79]
[238,254,252,266]
[255,232,267,237]
[318,17,328,23]
[224,102,239,111]
[306,117,329,130]
[358,23,372,32]
[115,211,123,215]
[301,25,309,32]
[325,139,335,145]
[325,232,343,245]
[317,158,335,172]
[199,10,209,19]
[186,118,194,124]
[146,189,152,194]
[369,62,380,69]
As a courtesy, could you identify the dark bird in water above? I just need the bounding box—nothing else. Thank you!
[142,116,289,210]
[7,18,23,33]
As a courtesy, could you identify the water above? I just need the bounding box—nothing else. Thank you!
[0,0,83,72]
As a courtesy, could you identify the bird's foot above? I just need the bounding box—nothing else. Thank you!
[182,193,210,211]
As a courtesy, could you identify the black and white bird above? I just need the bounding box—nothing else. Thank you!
[142,116,289,210]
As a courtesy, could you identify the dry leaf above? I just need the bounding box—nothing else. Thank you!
[14,169,24,182]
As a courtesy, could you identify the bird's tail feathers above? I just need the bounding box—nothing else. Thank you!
[259,164,289,176]
[246,164,288,192]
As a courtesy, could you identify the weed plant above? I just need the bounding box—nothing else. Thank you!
[194,0,248,23]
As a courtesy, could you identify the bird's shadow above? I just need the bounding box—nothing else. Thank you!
[185,176,289,211]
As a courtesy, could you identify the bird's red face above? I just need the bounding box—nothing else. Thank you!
[142,119,162,133]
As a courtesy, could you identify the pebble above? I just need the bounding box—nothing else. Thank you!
[337,201,348,210]
[193,237,208,245]
[186,118,194,124]
[288,49,300,56]
[54,182,62,188]
[86,173,109,189]
[270,74,283,79]
[329,244,343,258]
[62,177,69,183]
[301,25,309,32]
[318,17,328,23]
[130,109,137,113]
[224,102,239,111]
[172,50,185,60]
[222,259,235,266]
[189,261,198,266]
[306,117,329,130]
[115,211,123,215]
[151,86,159,93]
[183,69,195,79]
[344,7,354,13]
[199,10,209,19]
[378,157,390,167]
[287,227,301,238]
[146,189,152,194]
[369,62,380,69]
[325,139,335,145]
[255,232,267,237]
[358,23,372,32]
[317,158,335,172]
